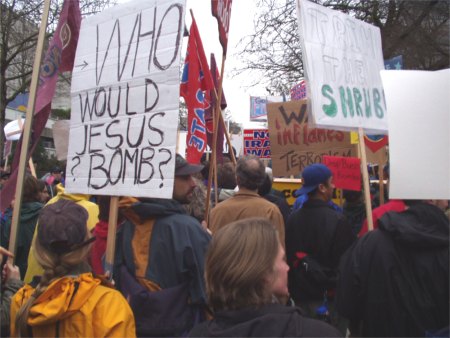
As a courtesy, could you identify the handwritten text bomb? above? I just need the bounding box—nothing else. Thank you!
[67,1,184,197]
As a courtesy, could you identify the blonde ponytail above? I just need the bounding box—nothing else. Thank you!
[14,234,92,337]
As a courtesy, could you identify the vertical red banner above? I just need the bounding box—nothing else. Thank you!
[211,0,233,54]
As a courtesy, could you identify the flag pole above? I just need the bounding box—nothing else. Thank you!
[211,55,227,196]
[8,0,51,261]
[205,53,227,221]
[211,89,236,165]
[17,118,37,178]
[378,163,385,205]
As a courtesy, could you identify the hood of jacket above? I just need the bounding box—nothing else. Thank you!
[21,273,100,327]
[378,202,449,249]
[126,198,187,223]
[195,304,314,337]
[19,202,43,222]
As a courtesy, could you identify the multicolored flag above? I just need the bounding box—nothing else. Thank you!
[0,0,81,212]
[205,53,227,163]
[180,18,214,164]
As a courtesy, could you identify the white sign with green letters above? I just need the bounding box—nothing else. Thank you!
[296,0,387,134]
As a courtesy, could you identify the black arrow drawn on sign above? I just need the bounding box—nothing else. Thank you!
[75,60,88,70]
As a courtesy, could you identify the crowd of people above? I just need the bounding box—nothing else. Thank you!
[0,154,448,337]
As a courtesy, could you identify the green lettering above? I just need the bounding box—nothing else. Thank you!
[373,88,384,118]
[363,88,372,118]
[339,86,354,118]
[353,88,363,116]
[322,84,337,117]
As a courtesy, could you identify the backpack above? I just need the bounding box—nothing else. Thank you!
[289,252,337,301]
[114,223,204,337]
[118,265,199,337]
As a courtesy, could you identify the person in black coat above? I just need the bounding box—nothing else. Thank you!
[337,200,449,337]
[189,217,341,337]
[286,164,355,334]
[258,168,291,226]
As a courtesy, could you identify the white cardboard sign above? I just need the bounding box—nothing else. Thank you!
[297,0,387,134]
[66,0,185,198]
[381,69,450,199]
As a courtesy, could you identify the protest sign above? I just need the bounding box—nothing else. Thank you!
[381,69,450,199]
[296,0,387,133]
[290,79,307,100]
[243,129,270,158]
[250,96,283,121]
[4,119,24,141]
[323,155,361,191]
[52,120,70,160]
[66,0,185,198]
[267,100,355,177]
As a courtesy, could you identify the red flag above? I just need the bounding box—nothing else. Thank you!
[180,18,214,164]
[211,0,233,54]
[205,53,227,163]
[1,0,81,212]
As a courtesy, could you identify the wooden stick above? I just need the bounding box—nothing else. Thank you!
[3,156,8,171]
[28,159,37,178]
[211,85,236,166]
[358,128,374,231]
[8,0,51,262]
[104,196,119,279]
[378,164,385,205]
[205,54,227,220]
[17,118,37,178]
[219,112,236,165]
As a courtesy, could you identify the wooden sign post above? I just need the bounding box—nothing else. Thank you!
[8,0,51,260]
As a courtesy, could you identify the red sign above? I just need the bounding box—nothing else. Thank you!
[323,155,361,191]
[211,0,232,54]
[243,129,271,158]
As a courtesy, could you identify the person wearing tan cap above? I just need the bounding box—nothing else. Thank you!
[10,199,136,337]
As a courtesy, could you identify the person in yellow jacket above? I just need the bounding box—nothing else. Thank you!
[24,184,99,283]
[10,199,135,337]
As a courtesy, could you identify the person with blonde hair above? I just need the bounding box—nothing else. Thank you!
[189,217,340,337]
[10,199,135,337]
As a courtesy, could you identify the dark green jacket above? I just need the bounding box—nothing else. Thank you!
[1,202,43,279]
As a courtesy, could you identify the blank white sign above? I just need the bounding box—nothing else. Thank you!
[381,69,450,199]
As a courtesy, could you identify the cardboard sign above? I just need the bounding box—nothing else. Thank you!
[267,100,355,177]
[296,0,387,133]
[323,155,361,191]
[272,178,302,206]
[381,69,450,199]
[66,0,185,198]
[243,129,270,158]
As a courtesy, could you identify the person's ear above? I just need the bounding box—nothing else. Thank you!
[318,183,326,193]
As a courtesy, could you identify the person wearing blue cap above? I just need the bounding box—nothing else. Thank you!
[285,163,355,334]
